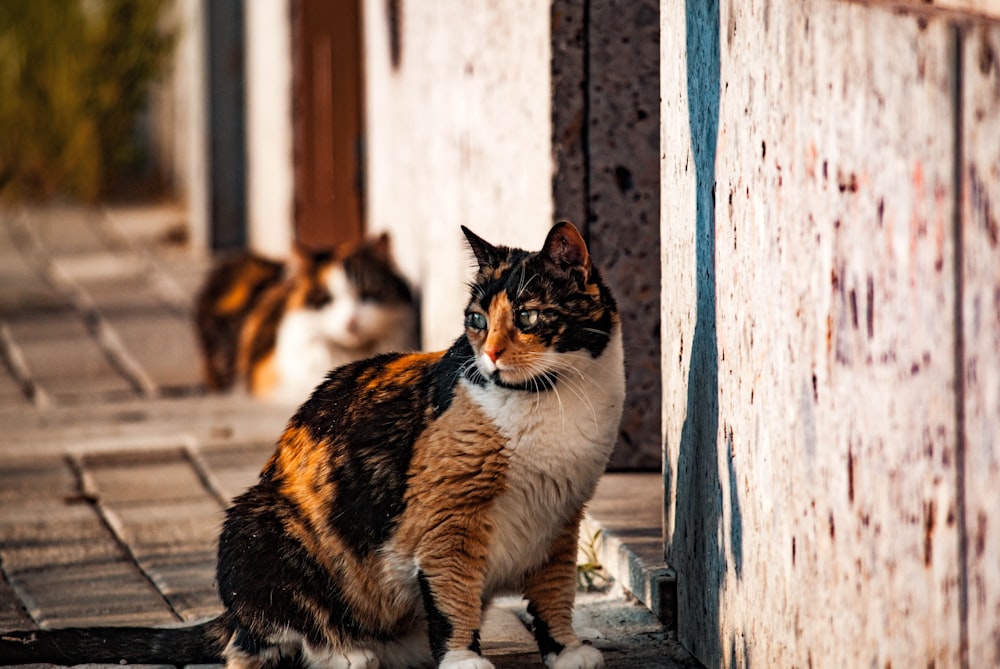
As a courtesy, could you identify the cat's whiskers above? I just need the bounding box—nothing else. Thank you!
[521,357,566,428]
[555,377,597,428]
[467,281,487,300]
[580,326,611,338]
[516,270,539,300]
[550,360,599,427]
[454,357,484,387]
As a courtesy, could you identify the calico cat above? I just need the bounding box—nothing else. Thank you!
[196,233,417,403]
[1,221,625,669]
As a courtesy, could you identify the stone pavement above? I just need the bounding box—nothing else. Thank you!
[0,205,699,668]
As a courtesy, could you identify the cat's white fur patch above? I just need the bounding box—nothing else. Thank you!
[302,644,379,669]
[438,649,495,669]
[370,629,434,669]
[465,326,626,592]
[547,644,605,669]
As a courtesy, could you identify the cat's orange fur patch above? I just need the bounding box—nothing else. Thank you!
[522,507,585,646]
[268,427,402,636]
[363,351,445,392]
[484,293,515,355]
[248,352,281,398]
[216,282,252,315]
[391,385,509,652]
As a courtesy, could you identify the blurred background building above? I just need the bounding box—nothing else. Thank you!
[32,0,662,470]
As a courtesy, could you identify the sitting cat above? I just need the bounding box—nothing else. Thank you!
[195,233,418,403]
[1,221,625,669]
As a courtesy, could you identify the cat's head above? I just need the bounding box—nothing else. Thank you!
[460,221,618,390]
[295,234,414,350]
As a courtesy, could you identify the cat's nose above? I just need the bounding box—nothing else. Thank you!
[484,346,503,363]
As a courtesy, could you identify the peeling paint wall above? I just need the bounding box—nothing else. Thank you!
[662,0,1000,667]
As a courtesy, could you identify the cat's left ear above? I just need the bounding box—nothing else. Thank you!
[461,226,501,270]
[542,221,591,282]
[368,232,393,264]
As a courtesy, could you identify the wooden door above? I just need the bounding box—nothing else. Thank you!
[292,0,364,249]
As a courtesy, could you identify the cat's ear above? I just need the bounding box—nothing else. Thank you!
[542,221,591,281]
[289,241,313,274]
[368,232,393,264]
[461,226,500,270]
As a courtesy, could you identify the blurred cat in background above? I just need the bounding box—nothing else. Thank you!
[196,233,418,404]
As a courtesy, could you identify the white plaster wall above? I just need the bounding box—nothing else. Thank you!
[171,0,210,252]
[244,0,294,258]
[363,0,553,350]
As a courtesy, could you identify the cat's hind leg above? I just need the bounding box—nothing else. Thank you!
[302,642,380,669]
[222,626,293,669]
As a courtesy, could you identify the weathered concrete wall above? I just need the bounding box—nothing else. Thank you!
[362,0,552,351]
[154,0,209,251]
[244,0,294,258]
[662,0,1000,667]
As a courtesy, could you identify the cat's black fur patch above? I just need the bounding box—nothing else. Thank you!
[343,246,413,304]
[219,482,369,644]
[434,337,483,406]
[527,601,566,660]
[418,570,454,664]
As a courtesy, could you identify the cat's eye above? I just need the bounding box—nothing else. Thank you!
[516,309,539,329]
[466,311,487,331]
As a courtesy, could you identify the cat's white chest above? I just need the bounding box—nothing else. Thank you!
[272,311,334,403]
[465,328,625,591]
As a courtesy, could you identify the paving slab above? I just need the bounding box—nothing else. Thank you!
[0,395,291,460]
[24,208,107,258]
[80,452,225,621]
[0,236,66,317]
[0,569,34,631]
[0,366,31,409]
[100,312,203,392]
[191,441,278,503]
[479,601,538,657]
[4,312,137,404]
[0,460,176,628]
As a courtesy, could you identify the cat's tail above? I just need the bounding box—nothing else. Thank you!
[0,615,230,666]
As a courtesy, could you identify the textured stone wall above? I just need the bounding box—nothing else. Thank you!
[552,0,662,470]
[661,0,1000,667]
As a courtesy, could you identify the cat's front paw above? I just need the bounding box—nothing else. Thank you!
[438,649,495,669]
[545,643,604,669]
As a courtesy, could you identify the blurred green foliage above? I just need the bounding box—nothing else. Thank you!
[0,0,175,202]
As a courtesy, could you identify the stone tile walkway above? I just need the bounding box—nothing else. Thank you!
[0,205,698,668]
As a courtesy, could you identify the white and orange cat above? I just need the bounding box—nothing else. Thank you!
[1,222,625,669]
[195,233,418,403]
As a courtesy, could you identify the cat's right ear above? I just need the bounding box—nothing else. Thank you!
[288,241,317,274]
[461,226,500,270]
